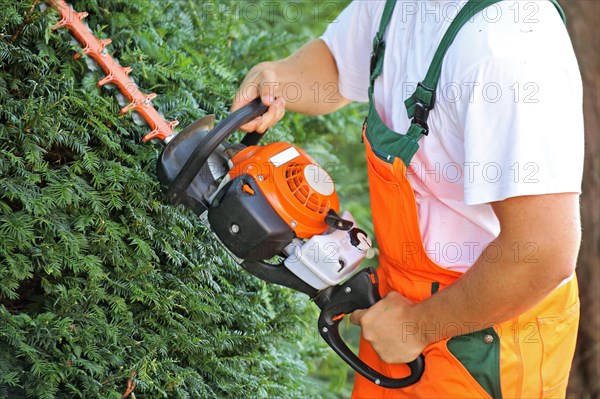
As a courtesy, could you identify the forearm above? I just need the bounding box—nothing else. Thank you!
[238,39,349,115]
[416,236,569,342]
[415,194,580,344]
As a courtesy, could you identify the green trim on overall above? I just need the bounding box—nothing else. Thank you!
[365,0,420,165]
[365,92,421,165]
[447,328,502,398]
[365,0,567,167]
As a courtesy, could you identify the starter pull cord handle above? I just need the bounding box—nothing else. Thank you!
[318,268,425,389]
[168,98,267,202]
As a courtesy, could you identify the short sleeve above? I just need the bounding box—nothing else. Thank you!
[456,55,584,205]
[320,1,382,103]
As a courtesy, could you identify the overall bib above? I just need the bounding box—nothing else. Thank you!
[352,1,579,398]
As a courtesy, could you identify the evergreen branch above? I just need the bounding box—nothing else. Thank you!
[0,0,339,397]
[120,371,136,399]
[9,0,40,44]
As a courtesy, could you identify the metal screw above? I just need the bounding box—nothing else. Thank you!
[483,333,494,344]
[231,224,240,234]
[290,220,297,228]
[322,327,328,333]
[257,175,264,181]
[100,48,108,56]
[143,98,150,106]
[375,379,381,385]
[344,287,352,294]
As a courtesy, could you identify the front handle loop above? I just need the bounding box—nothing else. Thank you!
[316,269,425,389]
[167,99,267,203]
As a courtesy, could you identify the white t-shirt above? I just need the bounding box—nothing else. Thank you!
[321,0,584,272]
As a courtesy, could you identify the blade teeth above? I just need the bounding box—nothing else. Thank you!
[120,102,136,114]
[143,129,161,142]
[98,73,115,87]
[51,0,176,142]
[51,20,67,30]
[142,93,157,106]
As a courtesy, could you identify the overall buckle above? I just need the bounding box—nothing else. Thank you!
[370,37,382,75]
[411,82,436,136]
[412,102,430,136]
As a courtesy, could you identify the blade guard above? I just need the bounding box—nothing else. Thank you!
[156,99,268,218]
[156,115,227,215]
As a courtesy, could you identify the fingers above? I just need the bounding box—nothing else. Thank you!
[237,96,286,133]
[256,96,285,133]
[349,309,366,326]
[238,117,262,134]
[350,292,408,326]
[232,64,286,133]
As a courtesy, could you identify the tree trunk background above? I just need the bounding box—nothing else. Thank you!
[565,2,600,398]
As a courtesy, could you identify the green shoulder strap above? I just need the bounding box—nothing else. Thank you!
[369,0,398,84]
[403,0,567,140]
[403,0,504,137]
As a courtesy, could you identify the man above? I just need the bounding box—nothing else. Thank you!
[231,1,583,397]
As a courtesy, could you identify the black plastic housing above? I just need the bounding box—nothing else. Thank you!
[208,175,294,261]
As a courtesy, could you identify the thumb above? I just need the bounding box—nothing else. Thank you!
[231,81,259,112]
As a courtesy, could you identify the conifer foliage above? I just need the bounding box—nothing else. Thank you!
[0,1,324,398]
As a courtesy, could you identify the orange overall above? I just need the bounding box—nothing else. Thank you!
[352,1,579,398]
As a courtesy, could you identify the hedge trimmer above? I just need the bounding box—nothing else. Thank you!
[49,0,424,389]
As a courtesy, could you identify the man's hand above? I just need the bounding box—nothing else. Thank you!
[230,39,350,133]
[231,63,287,133]
[350,292,426,364]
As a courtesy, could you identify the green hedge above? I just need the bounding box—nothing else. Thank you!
[0,1,354,398]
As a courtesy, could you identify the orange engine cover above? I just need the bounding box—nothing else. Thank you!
[228,143,340,238]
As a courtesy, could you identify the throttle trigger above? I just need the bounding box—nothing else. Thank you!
[325,209,353,231]
[241,183,255,195]
[369,273,377,285]
[332,313,346,322]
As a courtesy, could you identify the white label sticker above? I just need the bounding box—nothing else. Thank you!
[269,146,300,167]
